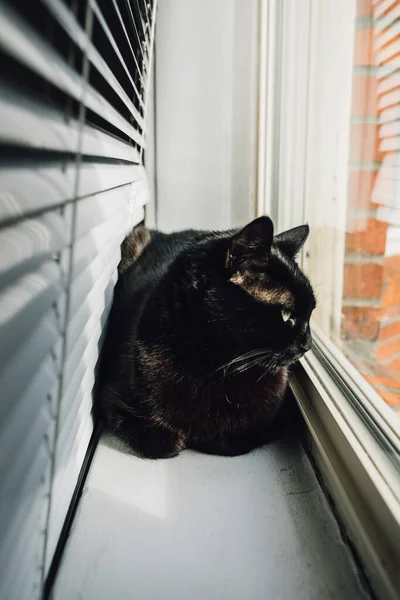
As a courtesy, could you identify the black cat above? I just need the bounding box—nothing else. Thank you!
[98,216,316,458]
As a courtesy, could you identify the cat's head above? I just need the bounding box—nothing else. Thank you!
[214,216,316,370]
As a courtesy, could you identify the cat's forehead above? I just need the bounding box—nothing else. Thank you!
[230,255,315,314]
[230,271,295,308]
[270,248,315,306]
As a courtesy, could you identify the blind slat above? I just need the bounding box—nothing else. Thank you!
[0,262,64,364]
[80,123,141,163]
[65,275,116,358]
[0,1,144,147]
[111,0,146,90]
[0,82,79,153]
[77,164,145,199]
[0,166,77,225]
[0,313,61,435]
[91,0,146,110]
[0,81,141,163]
[72,210,127,279]
[0,357,56,470]
[42,0,145,129]
[0,213,67,280]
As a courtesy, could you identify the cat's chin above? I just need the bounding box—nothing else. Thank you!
[279,351,307,367]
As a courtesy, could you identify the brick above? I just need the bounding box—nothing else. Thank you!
[360,360,400,407]
[363,372,400,391]
[383,255,400,278]
[385,356,400,370]
[377,336,400,361]
[378,389,400,407]
[346,215,372,233]
[342,306,381,340]
[378,39,400,67]
[379,319,400,341]
[381,278,400,316]
[352,75,378,117]
[354,28,374,65]
[379,88,400,111]
[350,123,382,163]
[347,170,379,209]
[345,218,387,255]
[353,360,372,372]
[343,263,384,299]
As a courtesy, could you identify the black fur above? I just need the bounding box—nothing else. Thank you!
[98,217,316,459]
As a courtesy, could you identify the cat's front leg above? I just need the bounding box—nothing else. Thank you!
[188,425,273,457]
[188,398,302,457]
[109,410,186,459]
[135,424,186,459]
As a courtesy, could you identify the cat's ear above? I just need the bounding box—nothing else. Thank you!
[274,224,309,258]
[227,216,274,267]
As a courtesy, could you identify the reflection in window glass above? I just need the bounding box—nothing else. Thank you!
[304,0,400,416]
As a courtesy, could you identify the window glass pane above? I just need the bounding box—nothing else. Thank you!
[303,0,400,418]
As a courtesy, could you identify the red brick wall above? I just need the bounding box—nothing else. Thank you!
[342,0,400,409]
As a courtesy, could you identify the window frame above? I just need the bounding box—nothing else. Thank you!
[259,2,400,599]
[292,339,400,600]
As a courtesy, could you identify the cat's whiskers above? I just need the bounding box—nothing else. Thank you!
[233,350,281,378]
[216,348,269,373]
[212,349,272,382]
[233,357,265,373]
[232,354,271,375]
[218,352,273,379]
[256,357,281,381]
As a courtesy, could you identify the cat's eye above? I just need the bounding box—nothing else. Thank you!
[281,309,295,327]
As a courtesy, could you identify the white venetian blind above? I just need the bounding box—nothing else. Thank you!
[0,1,156,599]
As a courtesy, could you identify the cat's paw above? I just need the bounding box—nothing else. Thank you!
[137,432,186,460]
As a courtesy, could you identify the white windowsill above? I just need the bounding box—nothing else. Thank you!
[51,433,369,600]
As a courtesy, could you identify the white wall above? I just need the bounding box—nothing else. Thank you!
[155,0,259,232]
